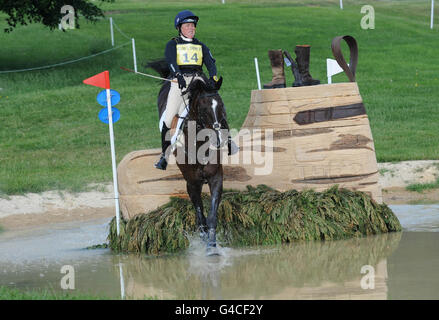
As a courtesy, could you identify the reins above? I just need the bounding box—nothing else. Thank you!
[174,76,226,141]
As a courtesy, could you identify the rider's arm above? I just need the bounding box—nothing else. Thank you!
[165,40,181,77]
[201,43,217,79]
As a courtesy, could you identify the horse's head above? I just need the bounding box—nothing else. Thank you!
[185,76,228,150]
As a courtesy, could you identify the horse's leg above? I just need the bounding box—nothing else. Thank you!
[206,170,223,250]
[186,181,207,240]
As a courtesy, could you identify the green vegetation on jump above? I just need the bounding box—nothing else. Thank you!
[108,185,402,255]
[1,0,438,195]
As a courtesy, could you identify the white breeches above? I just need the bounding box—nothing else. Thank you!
[159,75,195,132]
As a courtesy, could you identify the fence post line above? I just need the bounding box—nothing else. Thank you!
[132,38,138,73]
[110,17,114,46]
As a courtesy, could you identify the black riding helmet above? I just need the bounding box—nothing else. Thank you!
[174,10,199,31]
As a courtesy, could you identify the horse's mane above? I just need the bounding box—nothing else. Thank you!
[184,74,218,119]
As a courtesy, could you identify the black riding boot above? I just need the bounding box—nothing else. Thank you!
[294,45,320,86]
[154,124,171,170]
[283,50,304,87]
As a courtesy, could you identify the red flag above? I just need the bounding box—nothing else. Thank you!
[83,71,110,89]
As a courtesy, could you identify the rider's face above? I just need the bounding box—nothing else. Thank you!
[180,22,196,39]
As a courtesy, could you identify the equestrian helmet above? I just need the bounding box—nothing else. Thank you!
[174,10,199,29]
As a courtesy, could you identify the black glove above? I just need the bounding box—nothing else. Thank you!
[208,75,220,90]
[176,73,186,90]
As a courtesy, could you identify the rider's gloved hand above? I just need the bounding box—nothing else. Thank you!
[176,73,186,89]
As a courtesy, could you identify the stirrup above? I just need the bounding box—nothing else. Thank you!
[228,139,239,156]
[154,154,168,170]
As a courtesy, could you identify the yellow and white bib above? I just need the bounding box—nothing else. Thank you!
[176,44,203,66]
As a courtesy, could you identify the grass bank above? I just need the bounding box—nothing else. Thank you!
[1,0,438,194]
[0,286,108,300]
[406,177,439,192]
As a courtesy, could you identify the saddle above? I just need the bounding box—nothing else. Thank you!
[169,108,189,148]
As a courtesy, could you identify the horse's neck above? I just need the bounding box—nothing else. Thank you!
[188,93,200,119]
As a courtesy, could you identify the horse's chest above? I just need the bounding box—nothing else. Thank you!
[189,165,220,183]
[199,165,215,179]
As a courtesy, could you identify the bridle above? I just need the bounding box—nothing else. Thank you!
[195,92,227,132]
[177,78,228,152]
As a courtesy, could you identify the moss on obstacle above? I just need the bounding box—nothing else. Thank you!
[108,185,401,255]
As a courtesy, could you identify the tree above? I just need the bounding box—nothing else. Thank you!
[0,0,114,32]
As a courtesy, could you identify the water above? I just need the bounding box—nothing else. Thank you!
[1,204,439,300]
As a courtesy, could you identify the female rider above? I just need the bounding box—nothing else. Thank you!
[155,10,220,170]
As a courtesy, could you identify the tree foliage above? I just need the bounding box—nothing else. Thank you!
[0,0,114,32]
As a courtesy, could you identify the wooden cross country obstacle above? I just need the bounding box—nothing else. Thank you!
[117,35,382,220]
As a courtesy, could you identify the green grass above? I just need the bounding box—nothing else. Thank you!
[406,177,439,192]
[0,286,109,300]
[1,0,438,195]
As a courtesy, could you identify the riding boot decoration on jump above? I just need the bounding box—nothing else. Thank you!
[154,124,171,170]
[263,49,286,89]
[283,50,304,87]
[294,45,320,86]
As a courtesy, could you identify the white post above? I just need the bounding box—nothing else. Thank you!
[431,0,435,29]
[340,0,343,10]
[110,17,114,46]
[132,38,138,73]
[222,0,225,4]
[106,88,121,236]
[254,57,262,90]
[119,262,125,299]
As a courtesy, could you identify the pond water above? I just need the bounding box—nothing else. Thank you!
[0,204,438,300]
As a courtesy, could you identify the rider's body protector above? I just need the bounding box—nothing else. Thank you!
[165,36,217,78]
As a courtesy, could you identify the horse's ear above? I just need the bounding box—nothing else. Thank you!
[216,76,223,90]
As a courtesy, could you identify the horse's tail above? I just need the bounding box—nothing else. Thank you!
[146,58,170,80]
[146,58,171,119]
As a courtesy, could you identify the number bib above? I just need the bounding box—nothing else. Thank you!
[176,44,203,66]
